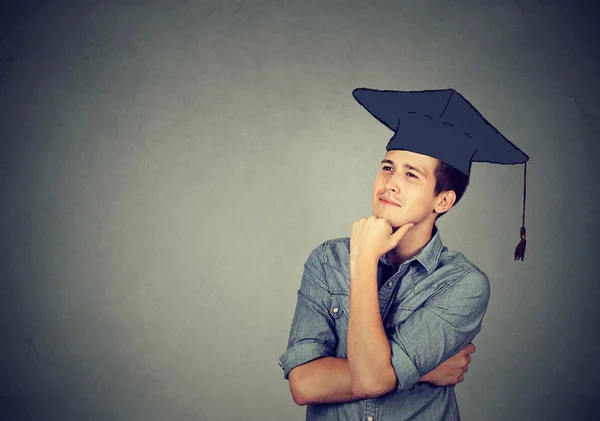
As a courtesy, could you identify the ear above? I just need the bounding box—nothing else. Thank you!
[434,190,456,214]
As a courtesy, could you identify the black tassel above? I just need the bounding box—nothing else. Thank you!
[514,162,527,261]
[514,226,526,261]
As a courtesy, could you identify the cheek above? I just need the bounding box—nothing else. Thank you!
[413,194,436,211]
[404,190,430,210]
[372,183,385,197]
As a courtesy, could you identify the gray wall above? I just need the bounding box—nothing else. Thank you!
[2,0,599,420]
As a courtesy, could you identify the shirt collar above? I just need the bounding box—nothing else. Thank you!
[380,225,444,275]
[414,225,444,275]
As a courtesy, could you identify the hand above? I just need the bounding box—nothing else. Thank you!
[419,343,476,386]
[350,216,414,264]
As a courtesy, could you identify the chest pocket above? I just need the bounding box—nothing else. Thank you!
[329,292,350,318]
[329,292,349,357]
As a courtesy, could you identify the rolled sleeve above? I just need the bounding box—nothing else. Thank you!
[390,344,421,391]
[388,268,490,390]
[279,243,337,379]
[279,341,335,379]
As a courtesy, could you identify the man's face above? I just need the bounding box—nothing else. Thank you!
[372,150,441,229]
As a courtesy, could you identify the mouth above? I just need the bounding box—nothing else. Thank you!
[379,198,401,207]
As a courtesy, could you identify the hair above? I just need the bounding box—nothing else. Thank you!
[433,160,470,220]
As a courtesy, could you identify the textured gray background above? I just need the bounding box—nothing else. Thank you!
[1,0,599,420]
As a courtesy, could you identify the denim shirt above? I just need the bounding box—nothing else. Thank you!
[279,227,490,421]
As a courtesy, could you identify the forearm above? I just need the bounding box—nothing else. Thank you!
[347,258,397,396]
[288,357,362,405]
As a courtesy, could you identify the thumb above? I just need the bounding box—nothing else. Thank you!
[390,223,415,246]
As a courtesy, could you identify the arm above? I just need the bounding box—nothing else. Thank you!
[347,217,489,394]
[346,218,414,396]
[279,244,363,406]
[280,233,483,405]
[348,258,487,394]
[288,344,477,405]
[288,357,358,405]
[387,269,489,391]
[419,343,476,386]
[347,256,398,397]
[281,240,426,406]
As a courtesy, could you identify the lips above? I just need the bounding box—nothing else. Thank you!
[379,197,401,207]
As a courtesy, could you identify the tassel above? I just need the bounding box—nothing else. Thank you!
[514,162,527,261]
[514,226,526,261]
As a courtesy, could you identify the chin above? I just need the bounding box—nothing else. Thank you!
[389,220,407,230]
[388,215,415,229]
[375,213,397,223]
[381,216,405,229]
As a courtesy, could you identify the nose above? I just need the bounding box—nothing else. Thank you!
[384,176,399,193]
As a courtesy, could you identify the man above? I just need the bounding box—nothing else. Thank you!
[279,88,529,420]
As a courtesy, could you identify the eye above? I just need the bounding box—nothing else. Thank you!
[406,172,418,179]
[382,165,393,172]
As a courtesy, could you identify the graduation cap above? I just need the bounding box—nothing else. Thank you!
[353,87,529,261]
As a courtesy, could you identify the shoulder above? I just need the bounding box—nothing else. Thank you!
[434,248,490,295]
[306,237,351,265]
[303,237,352,284]
[438,248,487,278]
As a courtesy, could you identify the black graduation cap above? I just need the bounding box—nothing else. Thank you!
[352,87,529,261]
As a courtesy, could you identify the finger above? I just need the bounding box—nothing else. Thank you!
[352,218,364,232]
[466,355,471,364]
[390,222,415,245]
[466,343,476,354]
[458,375,464,383]
[463,364,469,373]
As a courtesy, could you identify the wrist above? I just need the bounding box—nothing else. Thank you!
[350,257,379,281]
[350,254,379,270]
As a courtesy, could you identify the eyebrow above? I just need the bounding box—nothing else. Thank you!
[380,159,427,178]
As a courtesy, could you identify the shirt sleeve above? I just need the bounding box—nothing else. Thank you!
[278,243,337,379]
[388,267,491,391]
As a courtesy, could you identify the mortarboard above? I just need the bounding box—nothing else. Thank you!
[352,87,529,261]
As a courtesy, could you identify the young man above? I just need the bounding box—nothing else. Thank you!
[279,88,529,420]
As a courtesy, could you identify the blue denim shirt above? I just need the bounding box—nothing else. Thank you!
[279,227,490,421]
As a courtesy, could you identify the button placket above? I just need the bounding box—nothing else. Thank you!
[363,398,377,421]
[380,266,410,319]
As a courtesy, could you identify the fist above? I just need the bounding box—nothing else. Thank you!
[350,216,414,263]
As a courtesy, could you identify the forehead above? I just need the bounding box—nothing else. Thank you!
[383,150,439,173]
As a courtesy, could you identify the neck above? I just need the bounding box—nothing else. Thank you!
[386,223,435,269]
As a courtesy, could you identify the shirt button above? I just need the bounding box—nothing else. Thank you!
[367,417,374,421]
[332,307,339,313]
[388,281,393,287]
